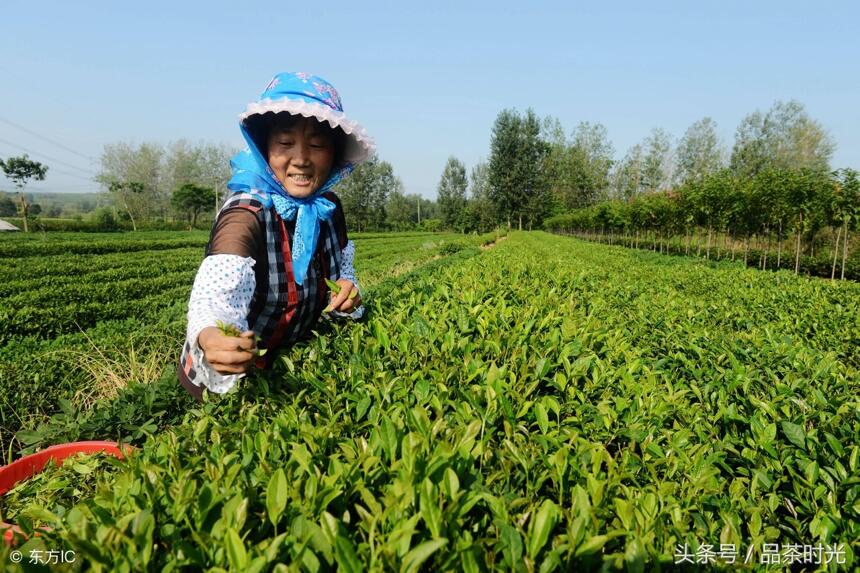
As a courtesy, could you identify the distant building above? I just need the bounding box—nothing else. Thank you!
[0,218,20,232]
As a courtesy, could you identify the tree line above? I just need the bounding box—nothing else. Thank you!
[6,98,856,248]
[95,140,235,230]
[534,100,859,279]
[544,167,859,279]
[96,141,446,232]
[0,142,237,232]
[424,99,859,279]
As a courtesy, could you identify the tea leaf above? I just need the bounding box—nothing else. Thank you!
[527,500,559,559]
[225,528,248,570]
[781,421,807,450]
[402,538,448,573]
[267,469,288,528]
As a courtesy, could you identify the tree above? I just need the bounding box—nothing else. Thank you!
[465,160,497,233]
[730,100,835,178]
[783,168,828,274]
[518,109,551,229]
[165,140,235,213]
[612,144,644,200]
[641,128,673,192]
[338,154,399,232]
[370,161,399,230]
[172,183,216,228]
[685,169,735,258]
[386,189,414,230]
[542,120,615,210]
[749,168,792,267]
[488,109,522,228]
[568,121,614,206]
[0,154,49,232]
[676,117,725,184]
[97,142,163,225]
[831,168,860,279]
[488,108,549,230]
[107,180,145,231]
[0,194,16,217]
[165,140,205,203]
[437,156,468,231]
[729,110,768,179]
[766,100,834,171]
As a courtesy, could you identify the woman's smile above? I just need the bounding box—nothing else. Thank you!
[266,116,335,198]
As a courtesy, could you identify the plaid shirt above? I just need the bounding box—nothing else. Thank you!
[178,189,348,397]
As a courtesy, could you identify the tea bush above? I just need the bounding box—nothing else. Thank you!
[2,231,857,571]
[0,232,488,465]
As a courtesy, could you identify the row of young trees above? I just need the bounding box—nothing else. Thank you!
[424,99,859,278]
[531,100,860,279]
[544,167,860,279]
[431,99,848,236]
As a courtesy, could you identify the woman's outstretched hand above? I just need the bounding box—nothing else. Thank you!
[328,279,362,313]
[197,326,258,375]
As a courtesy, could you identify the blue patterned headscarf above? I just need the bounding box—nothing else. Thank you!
[227,72,375,285]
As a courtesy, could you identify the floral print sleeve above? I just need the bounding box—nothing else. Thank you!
[186,254,256,394]
[330,240,365,319]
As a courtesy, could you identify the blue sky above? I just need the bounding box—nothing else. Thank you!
[1,0,857,198]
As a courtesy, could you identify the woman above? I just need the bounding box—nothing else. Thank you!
[177,72,375,401]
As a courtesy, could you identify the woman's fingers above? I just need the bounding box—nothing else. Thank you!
[329,285,350,311]
[211,358,255,375]
[207,347,255,364]
[346,291,362,310]
[336,290,361,312]
[208,349,256,374]
[202,330,258,374]
[330,279,361,312]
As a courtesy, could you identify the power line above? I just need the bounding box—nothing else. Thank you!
[0,116,98,162]
[0,137,98,176]
[44,167,98,182]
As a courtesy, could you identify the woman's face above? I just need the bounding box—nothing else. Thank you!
[266,116,335,199]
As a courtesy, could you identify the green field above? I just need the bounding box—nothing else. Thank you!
[0,230,497,463]
[1,230,858,571]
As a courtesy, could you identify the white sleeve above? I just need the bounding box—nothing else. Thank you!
[185,254,257,394]
[330,240,365,320]
[338,240,358,284]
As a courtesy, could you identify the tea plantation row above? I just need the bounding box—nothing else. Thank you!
[1,231,493,466]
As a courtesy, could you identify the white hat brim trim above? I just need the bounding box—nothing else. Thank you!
[240,99,376,164]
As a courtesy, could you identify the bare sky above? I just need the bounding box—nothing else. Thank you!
[1,0,857,198]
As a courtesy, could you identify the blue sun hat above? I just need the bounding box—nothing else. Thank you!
[241,72,375,163]
[227,72,376,285]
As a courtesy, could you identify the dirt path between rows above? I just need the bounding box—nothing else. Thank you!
[480,235,509,251]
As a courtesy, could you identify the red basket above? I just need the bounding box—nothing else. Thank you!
[1,441,134,545]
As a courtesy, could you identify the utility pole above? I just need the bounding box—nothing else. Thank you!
[417,197,421,224]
